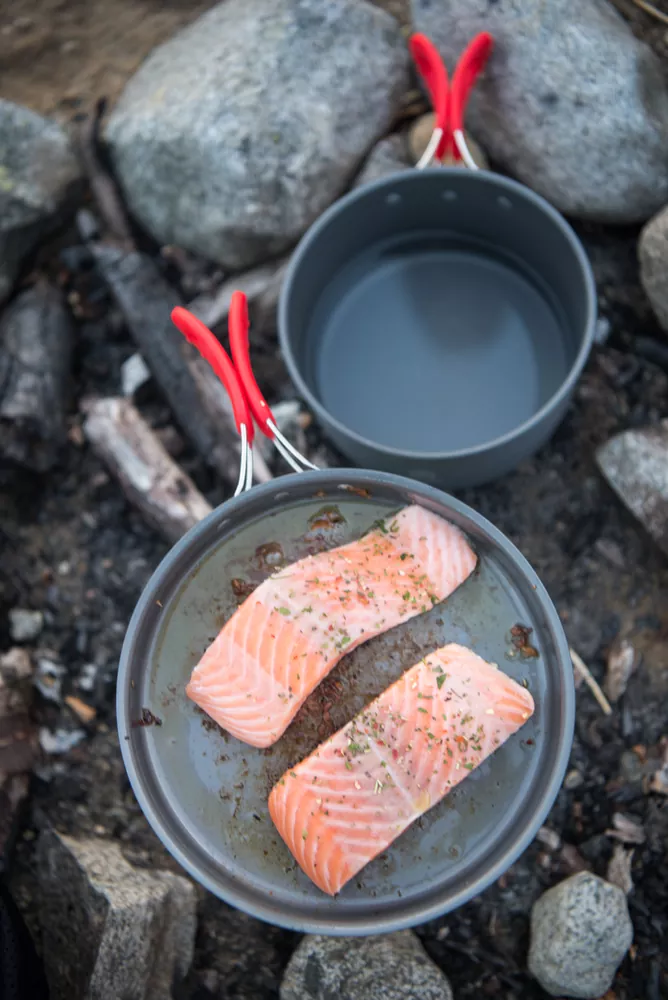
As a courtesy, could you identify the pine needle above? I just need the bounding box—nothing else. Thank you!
[629,0,668,26]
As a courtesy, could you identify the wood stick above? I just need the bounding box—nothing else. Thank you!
[82,397,212,543]
[570,647,613,716]
[87,243,271,487]
[0,282,72,472]
[629,0,668,25]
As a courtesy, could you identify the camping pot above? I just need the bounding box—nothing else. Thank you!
[278,167,596,489]
[118,469,574,935]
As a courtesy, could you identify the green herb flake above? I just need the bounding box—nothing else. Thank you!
[463,762,474,770]
[276,607,290,616]
[436,674,447,689]
[417,707,428,714]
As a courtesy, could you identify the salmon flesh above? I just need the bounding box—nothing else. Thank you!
[186,506,477,747]
[268,644,535,895]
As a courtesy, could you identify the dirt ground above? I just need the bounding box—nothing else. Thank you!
[1,1,667,998]
[0,0,411,120]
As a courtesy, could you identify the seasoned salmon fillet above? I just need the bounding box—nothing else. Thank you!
[186,506,477,747]
[268,644,534,895]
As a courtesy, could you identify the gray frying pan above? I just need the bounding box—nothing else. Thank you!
[116,300,574,935]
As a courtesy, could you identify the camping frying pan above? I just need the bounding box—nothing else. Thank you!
[278,33,596,489]
[116,296,575,935]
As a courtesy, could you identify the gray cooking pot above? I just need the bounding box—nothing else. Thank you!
[278,168,596,489]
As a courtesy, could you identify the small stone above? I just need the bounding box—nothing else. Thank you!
[528,872,633,998]
[536,826,561,852]
[639,204,668,336]
[407,112,487,169]
[8,608,44,643]
[605,812,645,846]
[0,647,32,682]
[353,134,411,188]
[38,728,86,754]
[596,420,668,557]
[604,639,639,704]
[0,100,82,302]
[594,317,611,346]
[606,844,634,896]
[121,353,151,397]
[34,658,64,704]
[411,0,668,222]
[107,0,409,270]
[280,930,453,1000]
[37,830,197,1000]
[564,769,584,791]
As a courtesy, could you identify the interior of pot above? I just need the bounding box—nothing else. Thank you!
[279,169,595,455]
[118,470,574,934]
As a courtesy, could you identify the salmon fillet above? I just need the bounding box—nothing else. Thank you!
[186,505,476,748]
[268,644,534,895]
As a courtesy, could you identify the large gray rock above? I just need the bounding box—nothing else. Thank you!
[0,100,81,303]
[37,830,197,1000]
[528,872,633,998]
[353,134,411,188]
[597,420,668,558]
[107,0,409,270]
[410,0,668,222]
[639,205,668,335]
[280,931,453,1000]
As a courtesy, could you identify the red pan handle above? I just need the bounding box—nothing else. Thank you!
[171,306,254,442]
[449,32,493,156]
[409,33,450,160]
[228,291,276,439]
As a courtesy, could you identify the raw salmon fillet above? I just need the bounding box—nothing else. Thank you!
[268,644,534,895]
[186,505,476,748]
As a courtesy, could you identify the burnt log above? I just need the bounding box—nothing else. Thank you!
[87,243,271,487]
[0,283,72,472]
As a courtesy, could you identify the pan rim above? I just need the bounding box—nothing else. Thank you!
[278,168,596,462]
[117,469,574,934]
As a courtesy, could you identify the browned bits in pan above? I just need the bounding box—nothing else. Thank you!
[131,707,163,728]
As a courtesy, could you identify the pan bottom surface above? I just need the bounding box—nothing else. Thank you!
[307,238,571,452]
[119,475,572,933]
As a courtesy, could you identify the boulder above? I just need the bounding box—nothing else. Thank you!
[528,872,633,998]
[597,420,668,558]
[410,0,668,222]
[107,0,409,270]
[37,830,197,1000]
[280,931,453,1000]
[0,100,81,303]
[354,134,411,187]
[639,204,668,335]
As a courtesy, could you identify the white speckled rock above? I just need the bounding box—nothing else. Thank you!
[107,0,409,269]
[639,205,668,336]
[281,932,453,1000]
[596,420,668,558]
[410,0,668,222]
[528,872,633,998]
[0,100,81,303]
